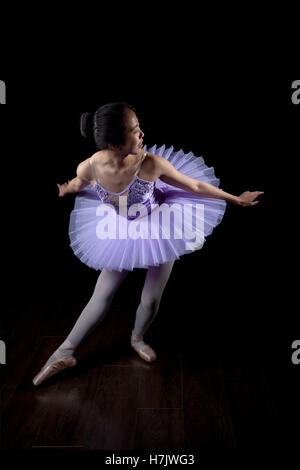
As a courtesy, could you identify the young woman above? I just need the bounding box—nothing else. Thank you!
[33,102,263,386]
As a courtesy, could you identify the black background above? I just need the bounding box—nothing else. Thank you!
[0,42,299,458]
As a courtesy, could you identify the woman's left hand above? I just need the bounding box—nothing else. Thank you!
[236,191,264,207]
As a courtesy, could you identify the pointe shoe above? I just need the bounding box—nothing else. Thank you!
[32,355,77,386]
[131,334,157,363]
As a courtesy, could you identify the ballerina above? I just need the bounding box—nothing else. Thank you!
[33,102,263,386]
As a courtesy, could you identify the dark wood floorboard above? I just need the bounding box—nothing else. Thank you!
[223,367,281,447]
[183,352,236,449]
[134,409,184,450]
[32,365,139,450]
[0,292,293,450]
[0,299,65,414]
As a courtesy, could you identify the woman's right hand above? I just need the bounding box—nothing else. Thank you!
[57,181,70,197]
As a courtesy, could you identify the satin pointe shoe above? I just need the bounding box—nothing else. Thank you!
[130,333,157,363]
[32,355,78,386]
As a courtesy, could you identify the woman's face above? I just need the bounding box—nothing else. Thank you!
[119,109,144,155]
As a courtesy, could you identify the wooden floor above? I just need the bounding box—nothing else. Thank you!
[0,282,295,451]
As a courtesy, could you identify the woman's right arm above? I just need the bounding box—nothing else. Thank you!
[57,161,91,197]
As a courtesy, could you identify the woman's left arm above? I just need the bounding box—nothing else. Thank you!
[153,153,264,207]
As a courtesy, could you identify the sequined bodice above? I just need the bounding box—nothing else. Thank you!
[94,175,156,209]
[89,151,163,218]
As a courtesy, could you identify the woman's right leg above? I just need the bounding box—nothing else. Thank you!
[44,268,130,365]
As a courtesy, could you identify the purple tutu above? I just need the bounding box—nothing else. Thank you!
[68,144,226,272]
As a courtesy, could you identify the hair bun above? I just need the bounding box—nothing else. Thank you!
[80,112,94,138]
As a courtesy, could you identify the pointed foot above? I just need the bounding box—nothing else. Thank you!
[32,356,77,386]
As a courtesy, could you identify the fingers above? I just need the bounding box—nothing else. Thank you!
[252,191,264,203]
[240,190,264,207]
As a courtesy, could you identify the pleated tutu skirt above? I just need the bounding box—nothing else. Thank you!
[69,144,226,271]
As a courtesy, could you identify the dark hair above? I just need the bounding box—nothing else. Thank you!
[80,101,136,150]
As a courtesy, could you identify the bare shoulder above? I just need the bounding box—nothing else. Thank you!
[141,151,163,179]
[146,151,199,193]
[145,152,170,174]
[146,152,166,165]
[144,151,165,168]
[76,152,100,182]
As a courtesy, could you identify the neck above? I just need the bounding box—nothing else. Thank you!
[104,149,141,170]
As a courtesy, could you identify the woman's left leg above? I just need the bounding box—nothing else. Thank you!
[131,260,175,361]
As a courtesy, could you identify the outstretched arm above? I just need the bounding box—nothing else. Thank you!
[57,163,90,197]
[154,153,264,207]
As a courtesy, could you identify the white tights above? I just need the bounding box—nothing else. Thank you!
[46,261,175,365]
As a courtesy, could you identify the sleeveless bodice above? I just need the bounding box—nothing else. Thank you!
[89,151,164,219]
